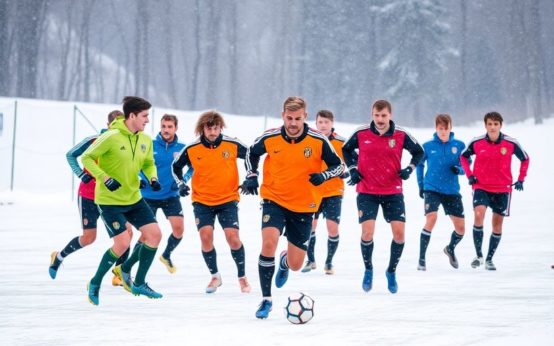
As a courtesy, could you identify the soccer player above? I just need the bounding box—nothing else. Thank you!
[82,96,163,305]
[416,114,466,271]
[302,110,347,275]
[343,99,423,294]
[172,110,251,294]
[49,110,132,286]
[241,96,344,319]
[138,114,187,274]
[460,111,529,270]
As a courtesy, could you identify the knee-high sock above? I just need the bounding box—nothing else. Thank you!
[90,249,119,285]
[258,255,275,298]
[306,231,316,262]
[114,246,130,266]
[387,240,405,273]
[361,239,374,270]
[486,233,502,261]
[60,236,83,258]
[202,248,218,275]
[134,244,157,286]
[121,241,142,273]
[231,245,246,277]
[448,230,464,251]
[419,229,431,260]
[162,234,182,259]
[473,225,484,257]
[326,235,339,264]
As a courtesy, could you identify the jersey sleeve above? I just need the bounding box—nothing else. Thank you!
[81,131,116,182]
[66,135,96,177]
[460,141,475,177]
[245,135,267,175]
[172,147,191,183]
[402,131,424,167]
[342,131,359,170]
[513,143,530,182]
[416,147,427,189]
[141,138,157,181]
[321,137,345,178]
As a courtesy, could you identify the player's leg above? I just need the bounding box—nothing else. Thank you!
[485,193,509,270]
[357,193,379,292]
[220,201,250,292]
[302,215,318,273]
[159,197,185,273]
[471,190,489,267]
[323,196,341,274]
[443,194,465,269]
[384,194,406,294]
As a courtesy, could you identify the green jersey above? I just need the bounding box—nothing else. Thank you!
[82,118,157,205]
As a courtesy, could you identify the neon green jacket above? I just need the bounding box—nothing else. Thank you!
[82,118,157,205]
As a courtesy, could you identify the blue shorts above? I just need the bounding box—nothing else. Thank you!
[423,191,464,218]
[473,189,511,216]
[262,200,313,250]
[192,201,239,230]
[314,195,342,224]
[98,199,156,238]
[78,196,100,230]
[357,193,406,223]
[145,196,183,218]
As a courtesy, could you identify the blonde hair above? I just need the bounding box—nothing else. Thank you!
[283,96,306,112]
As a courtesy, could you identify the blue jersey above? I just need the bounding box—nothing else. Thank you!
[141,133,187,200]
[416,132,465,195]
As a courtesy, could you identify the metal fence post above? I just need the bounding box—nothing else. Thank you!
[10,100,18,191]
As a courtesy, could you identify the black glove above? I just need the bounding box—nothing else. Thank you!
[398,166,413,180]
[513,181,524,191]
[468,175,478,185]
[450,165,462,175]
[419,188,424,199]
[178,181,190,197]
[347,168,362,186]
[150,179,161,191]
[139,179,147,189]
[240,173,259,195]
[79,172,93,184]
[309,172,327,186]
[104,177,121,192]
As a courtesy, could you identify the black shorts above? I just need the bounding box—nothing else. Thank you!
[145,196,183,219]
[98,199,156,238]
[314,196,342,224]
[423,191,464,218]
[261,200,313,250]
[192,201,239,230]
[78,196,100,230]
[357,193,406,223]
[473,189,511,216]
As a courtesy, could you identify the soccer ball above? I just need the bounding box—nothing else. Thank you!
[284,292,314,324]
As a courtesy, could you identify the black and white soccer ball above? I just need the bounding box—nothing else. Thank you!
[284,292,314,324]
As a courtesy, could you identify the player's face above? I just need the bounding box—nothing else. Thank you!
[485,119,502,140]
[203,124,222,142]
[435,123,452,142]
[129,110,150,133]
[282,108,307,138]
[316,116,333,137]
[160,120,177,142]
[372,107,391,133]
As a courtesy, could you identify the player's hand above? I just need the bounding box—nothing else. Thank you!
[150,179,161,191]
[79,172,93,184]
[347,168,362,186]
[419,188,424,199]
[104,177,121,192]
[513,181,524,191]
[309,173,327,186]
[139,179,147,189]
[240,173,259,195]
[398,166,413,180]
[450,165,462,175]
[468,175,478,185]
[177,181,190,197]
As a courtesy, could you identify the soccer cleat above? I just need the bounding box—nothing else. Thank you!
[417,259,426,271]
[205,273,222,293]
[131,282,163,299]
[49,251,62,279]
[87,282,100,306]
[443,246,459,269]
[386,270,398,294]
[255,299,273,319]
[362,269,373,292]
[113,265,133,293]
[485,260,496,271]
[471,256,484,268]
[111,273,122,287]
[324,263,334,275]
[301,260,317,273]
[275,251,289,288]
[159,255,177,274]
[239,277,251,293]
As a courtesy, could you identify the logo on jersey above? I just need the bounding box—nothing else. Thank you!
[309,202,316,209]
[451,147,458,154]
[389,139,396,148]
[173,152,180,159]
[120,146,126,150]
[141,143,147,153]
[263,214,270,223]
[358,210,363,218]
[83,218,89,226]
[500,147,507,155]
[112,221,120,230]
[222,150,230,159]
[195,218,200,225]
[304,147,312,158]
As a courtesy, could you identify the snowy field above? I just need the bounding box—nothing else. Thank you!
[0,98,553,345]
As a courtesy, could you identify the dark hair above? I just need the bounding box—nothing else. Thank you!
[484,111,503,124]
[372,99,392,113]
[161,114,178,127]
[435,113,452,128]
[107,110,123,124]
[316,110,334,121]
[195,110,225,136]
[122,96,151,119]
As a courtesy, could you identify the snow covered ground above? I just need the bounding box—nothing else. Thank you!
[0,98,553,345]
